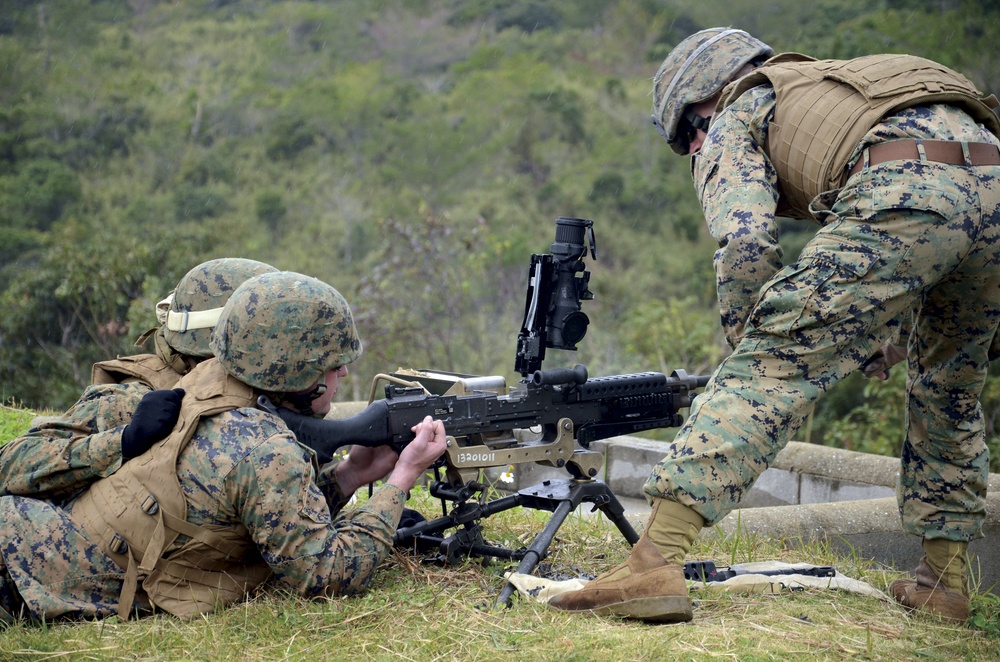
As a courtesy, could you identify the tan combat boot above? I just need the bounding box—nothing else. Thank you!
[890,539,969,622]
[547,499,703,623]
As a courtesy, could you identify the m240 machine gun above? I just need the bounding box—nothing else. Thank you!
[268,217,709,607]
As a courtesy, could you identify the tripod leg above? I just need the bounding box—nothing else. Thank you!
[594,493,640,545]
[495,499,575,608]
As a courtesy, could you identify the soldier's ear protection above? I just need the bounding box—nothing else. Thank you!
[269,381,329,416]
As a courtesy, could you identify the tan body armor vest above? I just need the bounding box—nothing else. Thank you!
[91,353,184,391]
[71,359,271,619]
[720,53,1000,219]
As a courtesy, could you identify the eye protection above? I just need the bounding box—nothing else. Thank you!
[651,108,711,154]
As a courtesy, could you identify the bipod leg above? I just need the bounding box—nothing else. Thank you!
[591,487,640,546]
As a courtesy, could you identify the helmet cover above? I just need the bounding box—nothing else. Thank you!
[161,258,279,357]
[210,271,363,393]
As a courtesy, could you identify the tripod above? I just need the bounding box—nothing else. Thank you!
[394,474,640,608]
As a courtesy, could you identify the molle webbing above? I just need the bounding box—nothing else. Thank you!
[91,354,184,391]
[71,359,262,618]
[722,53,1000,219]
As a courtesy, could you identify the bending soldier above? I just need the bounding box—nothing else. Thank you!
[549,28,1000,623]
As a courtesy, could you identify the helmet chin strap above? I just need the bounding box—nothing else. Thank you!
[271,383,327,416]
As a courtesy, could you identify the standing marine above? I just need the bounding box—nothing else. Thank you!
[549,28,1000,623]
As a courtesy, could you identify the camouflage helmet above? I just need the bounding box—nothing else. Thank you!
[651,28,774,155]
[210,271,363,393]
[160,258,279,357]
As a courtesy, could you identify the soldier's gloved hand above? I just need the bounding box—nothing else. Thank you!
[121,388,185,460]
[861,342,906,380]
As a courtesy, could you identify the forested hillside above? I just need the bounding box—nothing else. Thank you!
[2,0,999,467]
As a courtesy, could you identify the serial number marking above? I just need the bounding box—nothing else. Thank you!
[456,452,496,464]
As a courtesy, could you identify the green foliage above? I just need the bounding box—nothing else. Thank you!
[352,205,519,382]
[0,159,81,232]
[254,190,287,231]
[171,182,230,222]
[969,591,1000,637]
[621,296,726,377]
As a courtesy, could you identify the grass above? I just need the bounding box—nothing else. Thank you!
[2,407,999,660]
[0,401,37,443]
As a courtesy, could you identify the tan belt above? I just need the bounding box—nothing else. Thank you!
[846,139,1000,180]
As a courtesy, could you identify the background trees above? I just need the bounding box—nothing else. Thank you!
[2,0,998,468]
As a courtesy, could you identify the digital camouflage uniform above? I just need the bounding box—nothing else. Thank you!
[643,86,1000,544]
[0,383,149,502]
[0,394,404,620]
[0,272,401,622]
[0,258,293,620]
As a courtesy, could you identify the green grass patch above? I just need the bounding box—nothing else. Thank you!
[0,402,35,445]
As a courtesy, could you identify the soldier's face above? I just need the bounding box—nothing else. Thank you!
[310,365,349,416]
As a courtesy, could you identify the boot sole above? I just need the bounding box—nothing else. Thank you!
[588,595,693,623]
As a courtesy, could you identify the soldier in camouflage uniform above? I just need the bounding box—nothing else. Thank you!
[0,257,278,502]
[550,28,1000,623]
[0,271,447,623]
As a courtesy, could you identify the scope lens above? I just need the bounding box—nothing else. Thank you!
[560,311,590,346]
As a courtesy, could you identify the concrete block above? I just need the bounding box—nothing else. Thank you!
[772,441,899,487]
[740,467,799,507]
[600,436,670,499]
[798,474,895,504]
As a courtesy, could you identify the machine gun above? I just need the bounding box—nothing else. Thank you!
[266,216,710,607]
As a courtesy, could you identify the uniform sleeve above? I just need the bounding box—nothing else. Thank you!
[0,383,148,501]
[227,432,407,599]
[314,461,352,516]
[694,86,783,348]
